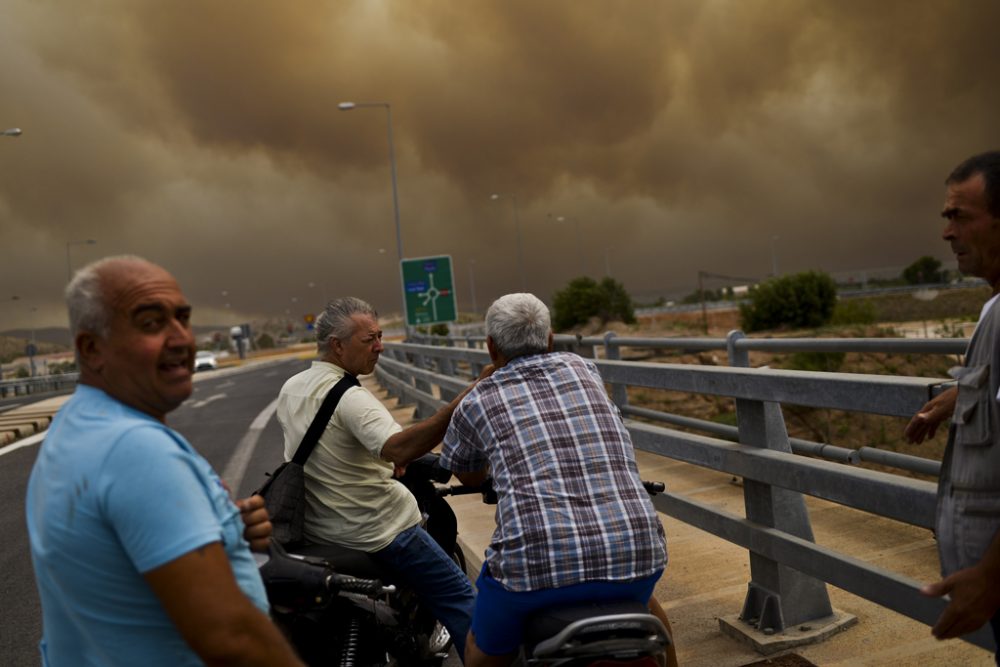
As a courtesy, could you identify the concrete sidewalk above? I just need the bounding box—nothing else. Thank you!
[366,375,994,667]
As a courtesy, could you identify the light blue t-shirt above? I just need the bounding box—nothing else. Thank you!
[26,385,268,666]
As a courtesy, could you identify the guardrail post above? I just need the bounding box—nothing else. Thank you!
[412,351,435,419]
[604,332,628,409]
[724,330,838,641]
[437,350,460,402]
[726,329,750,369]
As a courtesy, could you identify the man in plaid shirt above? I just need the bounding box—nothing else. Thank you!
[441,293,676,667]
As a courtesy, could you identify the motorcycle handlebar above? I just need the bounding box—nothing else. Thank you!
[643,480,665,495]
[327,572,396,597]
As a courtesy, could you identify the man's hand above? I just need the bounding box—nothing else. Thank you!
[236,495,271,553]
[922,563,1000,639]
[904,386,957,444]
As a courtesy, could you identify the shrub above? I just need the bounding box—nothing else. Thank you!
[739,271,838,332]
[256,333,276,349]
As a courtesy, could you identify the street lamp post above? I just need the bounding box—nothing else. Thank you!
[66,239,97,281]
[468,259,478,316]
[490,193,526,292]
[2,128,22,138]
[338,101,406,320]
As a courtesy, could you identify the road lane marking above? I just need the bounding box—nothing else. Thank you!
[218,381,236,389]
[221,397,280,493]
[0,431,45,457]
[190,393,227,409]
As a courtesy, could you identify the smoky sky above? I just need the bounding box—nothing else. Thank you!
[2,0,1000,330]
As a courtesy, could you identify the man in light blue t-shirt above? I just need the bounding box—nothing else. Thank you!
[26,256,302,666]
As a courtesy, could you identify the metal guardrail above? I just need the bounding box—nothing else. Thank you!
[375,332,994,652]
[0,373,79,399]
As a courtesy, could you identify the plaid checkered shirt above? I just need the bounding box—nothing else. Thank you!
[441,351,667,591]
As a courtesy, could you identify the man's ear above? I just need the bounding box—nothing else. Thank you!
[486,336,502,365]
[325,336,343,360]
[547,332,554,352]
[76,331,104,373]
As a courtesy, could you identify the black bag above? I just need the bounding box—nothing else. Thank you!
[255,374,359,547]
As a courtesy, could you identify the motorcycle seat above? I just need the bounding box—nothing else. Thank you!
[522,599,655,654]
[290,542,392,581]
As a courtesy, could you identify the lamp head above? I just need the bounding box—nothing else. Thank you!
[2,128,22,137]
[338,102,356,111]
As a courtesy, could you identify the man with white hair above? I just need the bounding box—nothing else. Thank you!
[27,256,302,666]
[440,293,676,667]
[276,296,485,662]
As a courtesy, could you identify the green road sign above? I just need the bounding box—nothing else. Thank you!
[400,255,457,326]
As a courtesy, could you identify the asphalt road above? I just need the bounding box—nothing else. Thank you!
[0,357,309,666]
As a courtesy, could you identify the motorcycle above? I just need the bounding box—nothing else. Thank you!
[258,456,671,667]
[257,454,466,666]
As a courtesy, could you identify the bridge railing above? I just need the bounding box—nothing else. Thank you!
[0,373,79,399]
[406,331,965,475]
[376,332,994,652]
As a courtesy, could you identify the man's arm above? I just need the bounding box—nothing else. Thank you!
[904,386,957,444]
[922,529,1000,639]
[380,365,494,465]
[144,542,303,666]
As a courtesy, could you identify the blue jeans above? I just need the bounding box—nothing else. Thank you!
[371,524,476,662]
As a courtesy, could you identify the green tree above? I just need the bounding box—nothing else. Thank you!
[552,276,636,331]
[739,271,838,332]
[902,255,944,285]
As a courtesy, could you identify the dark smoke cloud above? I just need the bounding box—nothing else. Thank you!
[2,0,999,332]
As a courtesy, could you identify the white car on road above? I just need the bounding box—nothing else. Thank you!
[194,350,219,372]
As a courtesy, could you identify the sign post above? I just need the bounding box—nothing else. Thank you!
[400,255,457,326]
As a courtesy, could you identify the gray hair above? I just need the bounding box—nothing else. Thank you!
[486,293,551,360]
[66,254,149,339]
[947,150,1000,218]
[316,297,378,354]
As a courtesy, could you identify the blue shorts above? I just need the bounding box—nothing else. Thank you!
[470,563,663,656]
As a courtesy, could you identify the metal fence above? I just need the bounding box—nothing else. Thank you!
[0,373,79,399]
[376,331,995,652]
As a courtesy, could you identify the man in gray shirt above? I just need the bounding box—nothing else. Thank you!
[906,151,1000,660]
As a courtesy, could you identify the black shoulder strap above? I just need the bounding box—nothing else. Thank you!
[291,373,361,465]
